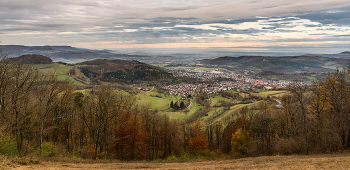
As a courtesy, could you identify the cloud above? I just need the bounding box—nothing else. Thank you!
[298,8,350,26]
[0,0,350,53]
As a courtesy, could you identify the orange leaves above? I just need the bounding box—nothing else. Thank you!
[189,132,208,152]
[114,112,147,160]
[232,117,249,133]
[189,118,208,152]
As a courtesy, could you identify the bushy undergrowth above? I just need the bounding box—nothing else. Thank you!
[0,137,18,156]
[42,142,57,157]
[164,150,219,162]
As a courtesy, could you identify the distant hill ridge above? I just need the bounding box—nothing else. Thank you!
[0,45,150,63]
[340,51,350,55]
[201,55,350,73]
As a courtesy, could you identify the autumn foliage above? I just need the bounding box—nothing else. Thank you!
[189,118,208,152]
[114,112,147,160]
[231,128,249,153]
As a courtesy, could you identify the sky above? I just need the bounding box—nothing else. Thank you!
[1,0,350,54]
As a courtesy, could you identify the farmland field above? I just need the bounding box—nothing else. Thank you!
[135,87,182,111]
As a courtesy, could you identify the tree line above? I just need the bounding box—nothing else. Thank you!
[224,69,350,156]
[0,55,209,160]
[0,54,350,160]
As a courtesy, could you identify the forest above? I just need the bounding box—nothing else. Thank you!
[79,59,174,83]
[0,55,349,161]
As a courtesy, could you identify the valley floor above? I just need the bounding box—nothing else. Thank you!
[2,152,350,169]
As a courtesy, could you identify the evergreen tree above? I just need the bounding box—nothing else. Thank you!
[180,101,185,109]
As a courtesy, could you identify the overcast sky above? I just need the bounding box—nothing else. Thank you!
[1,0,350,54]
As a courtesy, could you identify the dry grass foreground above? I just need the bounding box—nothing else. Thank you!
[2,152,350,170]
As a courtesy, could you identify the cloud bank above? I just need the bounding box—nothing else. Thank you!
[1,0,350,53]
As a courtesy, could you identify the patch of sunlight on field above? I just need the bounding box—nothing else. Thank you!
[254,90,286,97]
[33,63,85,85]
[135,88,181,111]
[166,66,212,71]
[152,64,169,68]
[291,57,307,61]
[213,102,259,122]
[57,75,85,86]
[210,95,232,105]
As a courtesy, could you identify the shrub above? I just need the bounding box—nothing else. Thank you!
[42,142,57,157]
[166,155,178,162]
[0,137,18,156]
[177,152,204,162]
[200,150,217,159]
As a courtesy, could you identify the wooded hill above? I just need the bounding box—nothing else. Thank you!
[201,56,350,73]
[8,54,52,64]
[78,59,174,83]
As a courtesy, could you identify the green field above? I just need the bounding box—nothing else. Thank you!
[165,98,204,120]
[33,63,86,85]
[254,90,287,97]
[323,61,343,70]
[32,63,89,85]
[135,87,182,111]
[132,87,209,121]
[200,90,285,124]
[291,57,307,61]
[165,66,213,71]
[152,64,169,68]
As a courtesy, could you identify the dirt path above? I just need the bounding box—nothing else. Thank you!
[169,112,173,120]
[275,98,283,108]
[6,152,350,170]
[187,100,192,109]
[149,86,154,92]
[142,87,154,94]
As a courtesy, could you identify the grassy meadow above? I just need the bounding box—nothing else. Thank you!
[33,63,87,85]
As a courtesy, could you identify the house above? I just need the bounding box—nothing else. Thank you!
[264,86,273,90]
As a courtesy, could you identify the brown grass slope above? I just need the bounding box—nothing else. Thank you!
[2,152,350,170]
